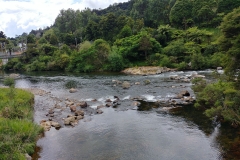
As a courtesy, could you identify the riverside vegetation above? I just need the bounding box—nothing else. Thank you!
[0,78,43,160]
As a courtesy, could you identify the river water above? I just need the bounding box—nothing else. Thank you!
[0,70,235,160]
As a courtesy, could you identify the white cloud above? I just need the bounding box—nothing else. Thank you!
[0,0,129,37]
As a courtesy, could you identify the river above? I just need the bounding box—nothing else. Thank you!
[0,70,239,160]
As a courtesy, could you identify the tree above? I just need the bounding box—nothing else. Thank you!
[217,0,240,14]
[130,0,148,20]
[170,0,193,28]
[54,8,79,34]
[193,7,240,127]
[192,0,216,26]
[118,25,132,39]
[139,35,153,59]
[145,0,170,27]
[219,7,240,83]
[156,25,173,46]
[49,34,58,45]
[99,13,118,41]
[27,34,36,44]
[114,32,161,62]
[85,20,99,41]
[0,31,6,38]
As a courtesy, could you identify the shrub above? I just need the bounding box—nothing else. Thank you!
[177,61,188,70]
[193,81,240,126]
[106,53,124,71]
[191,52,206,70]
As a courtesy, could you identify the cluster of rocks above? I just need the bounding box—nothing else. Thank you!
[158,90,195,112]
[39,94,123,130]
[112,79,151,89]
[103,96,121,108]
[40,120,61,131]
[122,66,175,75]
[170,72,205,83]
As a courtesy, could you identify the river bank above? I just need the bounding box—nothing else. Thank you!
[0,87,43,160]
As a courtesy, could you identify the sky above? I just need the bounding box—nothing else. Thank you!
[0,0,129,38]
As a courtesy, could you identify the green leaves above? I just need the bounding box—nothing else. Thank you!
[194,80,240,126]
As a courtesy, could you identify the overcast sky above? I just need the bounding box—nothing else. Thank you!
[0,0,129,38]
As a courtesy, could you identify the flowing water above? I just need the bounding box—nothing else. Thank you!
[1,70,238,160]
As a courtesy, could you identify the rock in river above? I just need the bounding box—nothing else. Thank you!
[69,88,77,93]
[177,90,190,98]
[75,110,84,116]
[122,81,131,89]
[96,109,103,114]
[70,105,77,112]
[64,116,76,125]
[78,101,88,108]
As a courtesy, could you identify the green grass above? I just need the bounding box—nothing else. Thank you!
[0,88,43,160]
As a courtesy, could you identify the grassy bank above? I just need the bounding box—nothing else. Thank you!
[0,88,43,160]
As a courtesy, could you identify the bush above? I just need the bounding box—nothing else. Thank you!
[193,81,240,126]
[177,61,188,70]
[191,52,207,70]
[159,55,176,68]
[106,53,124,71]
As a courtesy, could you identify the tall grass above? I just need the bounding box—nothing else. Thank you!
[0,88,43,160]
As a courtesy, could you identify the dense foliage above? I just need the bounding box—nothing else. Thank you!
[2,0,239,72]
[192,7,240,127]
